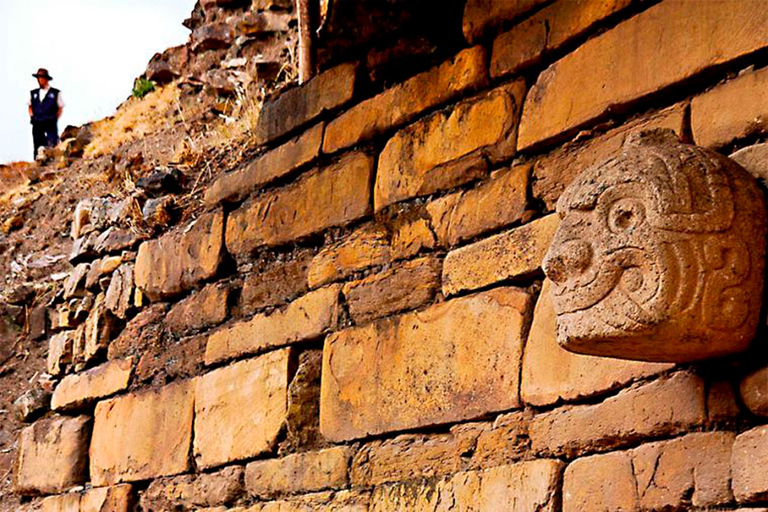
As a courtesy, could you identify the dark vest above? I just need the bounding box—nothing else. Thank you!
[30,87,59,124]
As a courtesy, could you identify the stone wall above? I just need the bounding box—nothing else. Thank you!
[11,0,768,510]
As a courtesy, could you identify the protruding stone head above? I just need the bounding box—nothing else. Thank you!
[543,129,766,362]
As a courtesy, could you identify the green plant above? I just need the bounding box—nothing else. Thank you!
[132,77,156,99]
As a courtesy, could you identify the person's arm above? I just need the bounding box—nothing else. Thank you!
[28,104,33,118]
[57,92,64,119]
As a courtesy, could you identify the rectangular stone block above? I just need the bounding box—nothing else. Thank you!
[518,0,768,150]
[442,214,559,296]
[370,460,562,511]
[427,163,529,247]
[225,152,373,257]
[529,372,706,458]
[522,280,671,407]
[194,349,291,469]
[256,63,357,144]
[323,46,488,154]
[90,380,195,485]
[14,416,91,495]
[80,484,134,512]
[51,357,134,411]
[732,425,768,503]
[135,209,225,301]
[240,253,311,315]
[205,285,340,365]
[205,123,323,205]
[246,489,371,511]
[140,466,244,510]
[165,282,232,337]
[462,0,547,43]
[374,81,525,211]
[692,65,768,148]
[48,331,73,376]
[320,287,532,442]
[342,256,441,325]
[244,447,351,498]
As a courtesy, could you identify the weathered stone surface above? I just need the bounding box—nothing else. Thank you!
[104,264,133,319]
[13,387,51,422]
[543,130,767,362]
[86,256,123,289]
[529,372,706,458]
[246,489,371,511]
[731,142,768,183]
[48,331,73,376]
[283,349,323,453]
[323,46,488,154]
[342,256,441,325]
[135,334,206,384]
[463,0,547,43]
[40,493,81,512]
[321,287,532,441]
[165,282,231,337]
[522,280,671,407]
[427,164,529,247]
[226,152,373,256]
[518,1,768,149]
[90,380,195,485]
[205,285,340,365]
[732,425,768,503]
[442,214,559,296]
[245,447,351,498]
[135,209,225,301]
[564,432,735,511]
[192,21,233,51]
[140,466,244,510]
[238,10,292,34]
[240,254,312,315]
[80,484,134,512]
[63,263,89,299]
[107,303,167,360]
[533,103,687,211]
[391,217,435,260]
[51,358,133,410]
[375,82,524,210]
[14,416,91,495]
[370,460,562,511]
[93,228,139,255]
[307,225,391,289]
[256,63,357,144]
[740,365,768,417]
[471,411,532,469]
[81,293,121,366]
[194,349,291,468]
[205,124,323,205]
[692,66,768,148]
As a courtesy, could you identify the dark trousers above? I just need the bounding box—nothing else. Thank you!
[32,121,58,158]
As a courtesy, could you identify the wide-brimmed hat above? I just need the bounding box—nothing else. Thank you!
[32,68,52,80]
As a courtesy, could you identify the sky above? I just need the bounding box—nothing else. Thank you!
[0,0,195,163]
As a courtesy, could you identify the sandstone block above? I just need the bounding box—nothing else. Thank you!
[205,124,323,205]
[731,142,768,182]
[390,217,435,260]
[740,366,768,417]
[529,372,706,458]
[427,164,529,247]
[283,350,323,452]
[165,282,231,337]
[370,459,562,511]
[14,416,91,495]
[692,66,768,148]
[375,81,525,211]
[732,425,768,503]
[321,287,532,441]
[48,331,73,376]
[86,256,123,289]
[245,447,351,498]
[462,0,548,43]
[518,1,768,149]
[62,263,89,299]
[205,285,340,365]
[194,349,291,468]
[51,358,134,410]
[104,264,133,319]
[442,214,559,296]
[521,280,671,407]
[135,334,206,383]
[81,293,121,365]
[240,253,312,315]
[135,209,224,301]
[80,484,134,512]
[323,46,488,154]
[107,303,167,360]
[90,380,195,485]
[140,466,244,510]
[471,411,532,469]
[307,225,391,289]
[40,493,81,512]
[226,152,373,256]
[256,63,357,144]
[562,450,636,512]
[246,489,371,511]
[342,256,441,324]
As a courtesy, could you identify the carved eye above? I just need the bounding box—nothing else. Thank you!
[608,198,645,233]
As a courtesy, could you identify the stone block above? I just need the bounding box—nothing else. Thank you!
[205,285,340,365]
[165,282,231,337]
[81,293,121,366]
[48,331,73,376]
[90,380,195,485]
[692,66,768,148]
[40,493,81,512]
[62,263,89,299]
[140,466,244,510]
[194,349,291,469]
[135,334,206,384]
[562,450,636,512]
[104,264,133,319]
[462,0,548,43]
[323,46,488,154]
[51,358,134,410]
[442,214,559,296]
[205,124,323,205]
[342,256,441,325]
[471,411,532,469]
[135,209,225,301]
[731,142,768,182]
[256,63,357,144]
[518,1,768,150]
[427,163,529,247]
[740,365,768,417]
[226,152,373,256]
[320,287,532,441]
[107,303,167,360]
[529,372,706,458]
[14,416,91,495]
[732,425,768,503]
[80,484,134,512]
[283,350,323,452]
[521,280,671,407]
[246,490,371,511]
[390,217,435,260]
[245,447,351,498]
[240,253,312,315]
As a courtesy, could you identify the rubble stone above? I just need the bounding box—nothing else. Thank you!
[732,425,768,503]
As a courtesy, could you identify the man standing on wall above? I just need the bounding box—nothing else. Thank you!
[28,68,64,159]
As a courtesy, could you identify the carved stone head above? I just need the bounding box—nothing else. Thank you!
[542,129,766,362]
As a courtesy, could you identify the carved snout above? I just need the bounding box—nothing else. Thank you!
[542,238,593,284]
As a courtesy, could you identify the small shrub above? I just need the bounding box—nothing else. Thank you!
[132,77,156,99]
